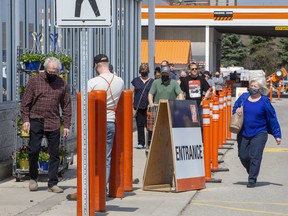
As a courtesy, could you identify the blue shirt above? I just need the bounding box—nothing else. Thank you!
[131,77,154,109]
[242,98,267,137]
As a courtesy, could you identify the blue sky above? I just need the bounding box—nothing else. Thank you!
[238,0,288,5]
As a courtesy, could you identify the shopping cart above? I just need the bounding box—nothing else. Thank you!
[146,104,158,155]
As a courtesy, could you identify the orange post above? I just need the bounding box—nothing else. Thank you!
[222,89,227,144]
[269,79,273,102]
[123,90,133,192]
[109,91,125,198]
[91,90,107,212]
[277,82,281,100]
[218,91,224,148]
[209,98,214,161]
[202,100,212,180]
[77,93,82,216]
[88,92,96,216]
[211,97,229,173]
[226,88,232,140]
[211,97,219,170]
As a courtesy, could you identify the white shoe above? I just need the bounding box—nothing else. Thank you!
[48,185,64,193]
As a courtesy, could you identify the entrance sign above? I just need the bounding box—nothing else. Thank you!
[55,0,112,27]
[143,100,205,192]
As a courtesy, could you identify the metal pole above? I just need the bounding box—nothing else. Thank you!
[80,28,89,215]
[148,0,155,75]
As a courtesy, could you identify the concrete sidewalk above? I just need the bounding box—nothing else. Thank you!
[0,129,231,216]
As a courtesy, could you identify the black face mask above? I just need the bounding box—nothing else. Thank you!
[45,71,58,83]
[140,72,148,77]
[215,75,220,78]
[161,75,170,82]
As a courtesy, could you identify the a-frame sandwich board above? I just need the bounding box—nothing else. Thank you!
[143,100,205,192]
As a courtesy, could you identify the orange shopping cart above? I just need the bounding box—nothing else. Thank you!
[146,104,158,151]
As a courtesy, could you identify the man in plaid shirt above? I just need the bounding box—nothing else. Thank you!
[21,57,72,193]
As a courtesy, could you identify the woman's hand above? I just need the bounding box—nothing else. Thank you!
[276,138,281,145]
[236,107,243,115]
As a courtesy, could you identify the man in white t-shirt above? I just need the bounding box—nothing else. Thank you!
[88,54,124,185]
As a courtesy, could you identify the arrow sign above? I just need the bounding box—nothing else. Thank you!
[55,0,112,27]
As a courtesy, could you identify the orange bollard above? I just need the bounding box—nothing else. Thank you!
[209,98,214,161]
[77,93,83,216]
[218,91,224,149]
[211,97,229,173]
[211,97,219,170]
[269,79,273,102]
[91,90,107,212]
[77,93,96,216]
[88,92,96,216]
[109,91,125,198]
[222,88,227,145]
[202,100,212,180]
[277,82,281,100]
[227,88,232,140]
[123,90,133,192]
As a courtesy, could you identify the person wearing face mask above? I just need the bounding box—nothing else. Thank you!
[232,79,281,188]
[131,63,154,149]
[20,57,72,193]
[212,71,224,95]
[88,54,124,185]
[148,66,183,108]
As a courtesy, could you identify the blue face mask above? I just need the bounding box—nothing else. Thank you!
[249,88,260,95]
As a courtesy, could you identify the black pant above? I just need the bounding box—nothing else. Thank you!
[135,108,147,147]
[29,119,60,188]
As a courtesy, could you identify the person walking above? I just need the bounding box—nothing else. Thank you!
[232,79,281,188]
[131,63,154,149]
[21,57,72,193]
[148,66,183,107]
[180,62,211,124]
[212,71,224,95]
[88,54,124,185]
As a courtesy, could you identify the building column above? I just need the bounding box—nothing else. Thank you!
[205,26,210,71]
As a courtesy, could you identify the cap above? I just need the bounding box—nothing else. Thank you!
[94,54,109,64]
[160,66,170,73]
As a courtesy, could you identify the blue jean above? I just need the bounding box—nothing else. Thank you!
[237,131,268,184]
[106,122,116,184]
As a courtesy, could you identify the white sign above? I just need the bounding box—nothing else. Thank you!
[55,0,112,27]
[172,127,205,179]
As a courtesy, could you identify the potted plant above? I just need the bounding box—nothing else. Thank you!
[39,148,50,170]
[11,145,29,170]
[20,53,45,71]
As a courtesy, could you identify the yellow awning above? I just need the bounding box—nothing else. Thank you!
[141,40,191,65]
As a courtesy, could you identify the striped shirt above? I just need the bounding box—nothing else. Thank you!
[20,72,72,131]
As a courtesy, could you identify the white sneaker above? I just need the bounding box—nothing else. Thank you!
[29,179,38,191]
[48,185,64,193]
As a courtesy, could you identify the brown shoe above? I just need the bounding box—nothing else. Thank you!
[66,192,77,201]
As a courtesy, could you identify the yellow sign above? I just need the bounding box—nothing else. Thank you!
[275,26,288,31]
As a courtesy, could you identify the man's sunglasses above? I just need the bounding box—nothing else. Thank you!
[190,68,198,70]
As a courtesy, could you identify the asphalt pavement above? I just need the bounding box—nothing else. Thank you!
[0,97,287,216]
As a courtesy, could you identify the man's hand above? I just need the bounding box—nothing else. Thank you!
[63,128,70,138]
[23,122,30,133]
[276,138,281,145]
